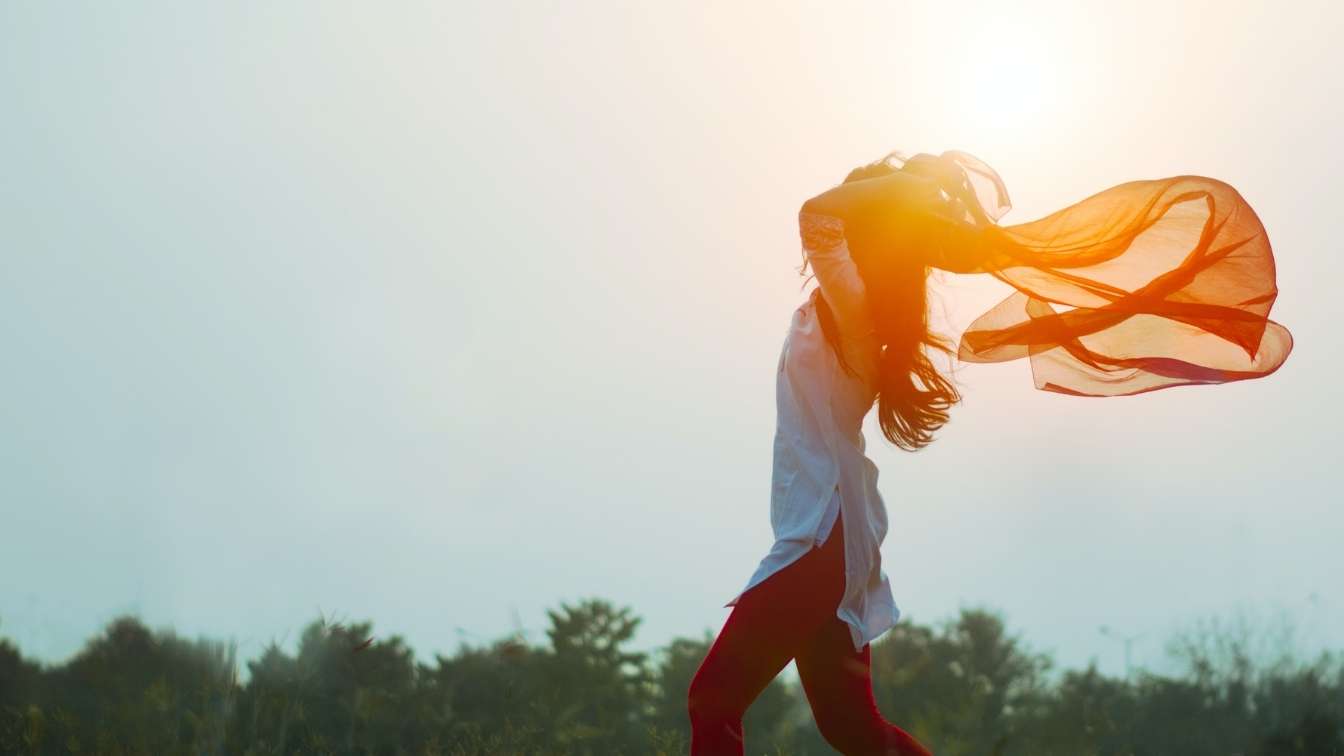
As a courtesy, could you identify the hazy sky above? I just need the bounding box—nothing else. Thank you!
[3,1,1341,682]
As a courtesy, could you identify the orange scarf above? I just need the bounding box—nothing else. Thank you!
[919,151,1292,396]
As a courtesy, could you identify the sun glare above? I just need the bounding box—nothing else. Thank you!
[953,21,1058,131]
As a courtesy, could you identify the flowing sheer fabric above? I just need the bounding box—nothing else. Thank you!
[905,151,1292,397]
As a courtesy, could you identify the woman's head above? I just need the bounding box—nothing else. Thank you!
[841,151,906,183]
[858,151,995,226]
[811,151,972,451]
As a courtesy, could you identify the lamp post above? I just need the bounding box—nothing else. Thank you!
[1098,625,1144,680]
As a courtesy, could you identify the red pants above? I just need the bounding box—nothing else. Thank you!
[687,510,931,755]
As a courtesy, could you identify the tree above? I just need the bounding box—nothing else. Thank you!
[228,615,417,754]
[535,597,653,754]
[17,616,238,755]
[866,608,1051,756]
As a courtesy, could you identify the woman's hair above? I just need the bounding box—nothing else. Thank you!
[808,153,973,451]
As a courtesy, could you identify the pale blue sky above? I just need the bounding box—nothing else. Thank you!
[2,1,1341,681]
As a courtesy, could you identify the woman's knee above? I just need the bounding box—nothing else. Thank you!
[687,666,740,726]
[686,676,720,723]
[813,709,885,754]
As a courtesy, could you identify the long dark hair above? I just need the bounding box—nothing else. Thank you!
[805,154,971,451]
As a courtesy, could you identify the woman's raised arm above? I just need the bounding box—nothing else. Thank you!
[801,169,1000,272]
[800,170,939,232]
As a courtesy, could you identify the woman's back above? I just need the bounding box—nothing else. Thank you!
[726,215,902,656]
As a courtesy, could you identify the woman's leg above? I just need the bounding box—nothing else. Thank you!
[794,616,932,756]
[687,512,848,755]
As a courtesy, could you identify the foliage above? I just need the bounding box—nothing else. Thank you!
[1,600,1341,755]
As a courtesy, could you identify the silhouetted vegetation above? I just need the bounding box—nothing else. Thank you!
[2,600,1341,754]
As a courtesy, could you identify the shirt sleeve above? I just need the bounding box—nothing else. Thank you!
[798,210,876,342]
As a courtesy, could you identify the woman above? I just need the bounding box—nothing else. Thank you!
[686,150,1292,755]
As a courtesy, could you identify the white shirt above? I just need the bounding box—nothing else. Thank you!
[724,211,901,653]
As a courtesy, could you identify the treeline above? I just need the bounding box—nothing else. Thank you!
[1,599,1342,755]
